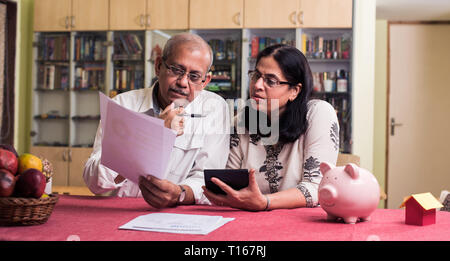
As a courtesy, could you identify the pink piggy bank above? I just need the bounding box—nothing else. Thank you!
[318,162,380,224]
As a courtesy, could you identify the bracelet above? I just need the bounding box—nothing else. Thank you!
[263,195,270,211]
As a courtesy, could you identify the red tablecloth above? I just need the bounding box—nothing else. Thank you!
[1,195,449,241]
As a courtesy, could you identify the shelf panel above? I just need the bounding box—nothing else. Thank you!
[71,87,104,92]
[34,115,69,120]
[34,88,70,92]
[307,59,351,63]
[312,91,350,96]
[72,115,100,121]
[32,142,69,147]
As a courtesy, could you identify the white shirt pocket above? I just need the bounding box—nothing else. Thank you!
[165,133,204,183]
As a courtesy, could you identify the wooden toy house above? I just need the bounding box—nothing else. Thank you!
[399,192,444,226]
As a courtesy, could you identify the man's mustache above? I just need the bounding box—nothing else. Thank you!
[169,87,188,96]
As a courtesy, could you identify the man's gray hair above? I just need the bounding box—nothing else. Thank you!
[161,33,214,71]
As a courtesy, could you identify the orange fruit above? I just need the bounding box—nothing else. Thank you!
[18,153,43,174]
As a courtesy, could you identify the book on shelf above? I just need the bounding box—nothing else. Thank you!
[74,64,105,90]
[74,35,106,61]
[38,64,69,90]
[114,68,144,91]
[208,39,239,61]
[249,36,295,58]
[47,65,54,90]
[301,33,351,60]
[114,33,143,57]
[39,35,69,61]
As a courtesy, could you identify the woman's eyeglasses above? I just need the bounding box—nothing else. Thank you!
[248,70,295,88]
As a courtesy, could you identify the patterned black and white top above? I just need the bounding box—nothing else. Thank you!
[227,99,339,208]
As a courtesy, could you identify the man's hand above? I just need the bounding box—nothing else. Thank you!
[138,175,182,208]
[159,103,185,136]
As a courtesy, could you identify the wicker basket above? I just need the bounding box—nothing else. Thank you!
[0,194,59,226]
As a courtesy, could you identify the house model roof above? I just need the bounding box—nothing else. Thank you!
[399,192,444,210]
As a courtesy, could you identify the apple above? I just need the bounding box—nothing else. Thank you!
[0,148,18,175]
[14,168,46,198]
[0,169,15,197]
[0,144,19,158]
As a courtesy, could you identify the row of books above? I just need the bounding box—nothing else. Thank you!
[114,33,143,56]
[250,37,296,58]
[208,39,240,61]
[74,35,106,61]
[113,68,145,90]
[301,34,351,60]
[38,35,70,61]
[210,64,233,80]
[74,65,105,90]
[37,64,69,90]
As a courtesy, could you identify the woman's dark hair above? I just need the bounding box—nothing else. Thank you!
[245,44,313,143]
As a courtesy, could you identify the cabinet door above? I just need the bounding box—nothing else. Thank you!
[68,147,93,187]
[33,0,72,32]
[300,0,353,28]
[110,0,147,30]
[72,0,109,31]
[244,0,299,28]
[30,146,70,186]
[147,0,188,30]
[189,0,243,29]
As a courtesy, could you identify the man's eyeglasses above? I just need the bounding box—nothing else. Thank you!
[248,70,295,88]
[163,60,206,86]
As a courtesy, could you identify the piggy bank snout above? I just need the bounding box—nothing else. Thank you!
[319,185,338,206]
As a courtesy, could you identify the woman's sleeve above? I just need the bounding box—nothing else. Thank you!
[226,127,243,169]
[297,100,340,207]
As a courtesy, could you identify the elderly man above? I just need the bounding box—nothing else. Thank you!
[83,33,230,208]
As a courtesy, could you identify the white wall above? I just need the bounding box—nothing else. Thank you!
[352,0,376,172]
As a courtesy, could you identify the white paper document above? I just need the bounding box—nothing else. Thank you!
[99,92,177,184]
[119,213,235,235]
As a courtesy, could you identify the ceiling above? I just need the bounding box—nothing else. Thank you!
[376,0,450,21]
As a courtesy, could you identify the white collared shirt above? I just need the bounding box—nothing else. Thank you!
[83,83,230,204]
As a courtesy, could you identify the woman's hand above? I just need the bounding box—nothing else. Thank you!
[159,103,185,136]
[202,169,268,211]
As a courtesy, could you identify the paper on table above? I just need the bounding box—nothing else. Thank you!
[99,92,177,184]
[119,213,235,235]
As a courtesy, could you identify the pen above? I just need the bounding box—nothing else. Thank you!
[178,113,206,118]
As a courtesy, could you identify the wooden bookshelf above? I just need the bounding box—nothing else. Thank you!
[30,0,355,194]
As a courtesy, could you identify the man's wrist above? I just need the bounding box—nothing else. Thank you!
[176,185,195,205]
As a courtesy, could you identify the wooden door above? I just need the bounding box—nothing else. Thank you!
[72,0,109,31]
[189,0,243,29]
[244,0,299,28]
[147,0,188,30]
[110,0,147,30]
[387,23,450,209]
[300,0,352,28]
[68,147,93,187]
[33,0,72,32]
[30,146,70,186]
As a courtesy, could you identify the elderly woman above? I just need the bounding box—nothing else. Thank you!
[203,44,339,211]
